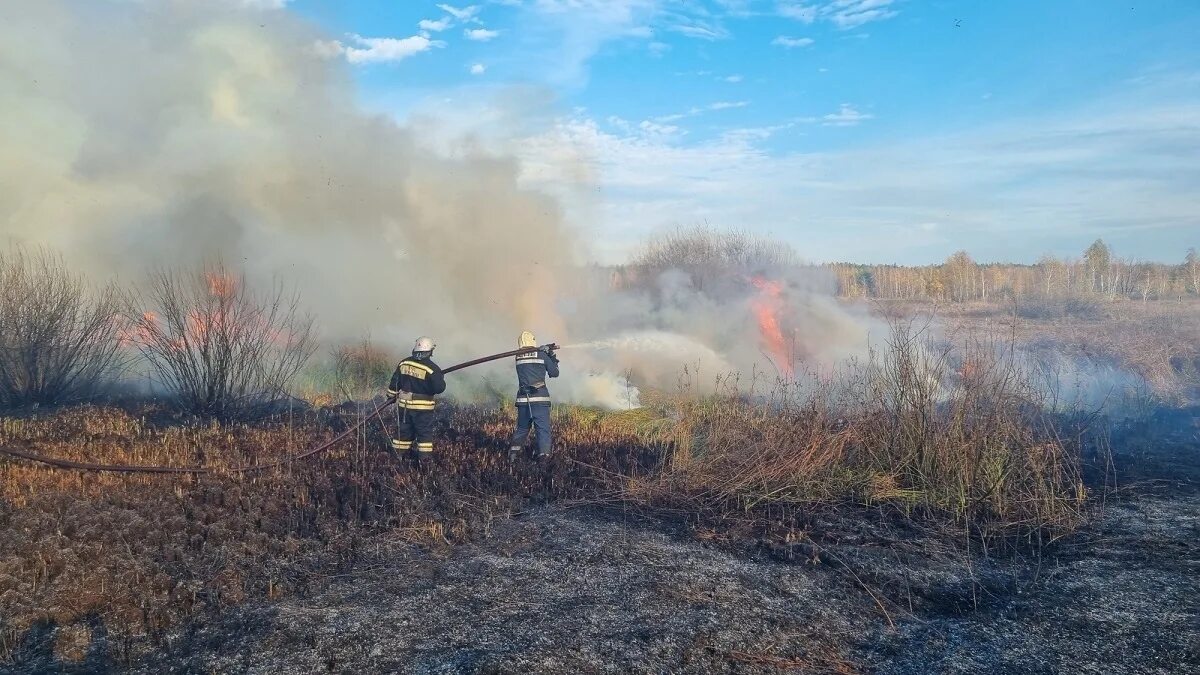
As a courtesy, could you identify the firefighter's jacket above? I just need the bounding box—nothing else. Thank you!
[514,348,559,406]
[387,356,446,410]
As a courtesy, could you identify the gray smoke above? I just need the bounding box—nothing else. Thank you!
[0,0,568,348]
[0,0,883,408]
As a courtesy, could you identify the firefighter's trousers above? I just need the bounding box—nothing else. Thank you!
[512,402,552,455]
[393,406,435,454]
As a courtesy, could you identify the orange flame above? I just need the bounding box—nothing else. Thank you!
[120,274,290,352]
[750,276,793,378]
[116,311,160,347]
[205,272,236,298]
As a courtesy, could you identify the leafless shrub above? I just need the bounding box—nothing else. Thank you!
[125,264,317,418]
[0,245,125,407]
[627,226,799,292]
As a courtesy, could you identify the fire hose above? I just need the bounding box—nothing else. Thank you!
[0,344,558,475]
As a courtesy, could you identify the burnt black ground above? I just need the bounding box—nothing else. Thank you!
[5,411,1198,674]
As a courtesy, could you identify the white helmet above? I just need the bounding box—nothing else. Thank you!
[518,331,536,348]
[413,336,435,354]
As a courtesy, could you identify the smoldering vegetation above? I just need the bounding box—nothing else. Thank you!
[0,0,884,411]
[1,242,1197,670]
[0,385,1196,671]
[0,244,1196,672]
[1,1,1198,671]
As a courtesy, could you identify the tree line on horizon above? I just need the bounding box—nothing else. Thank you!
[606,229,1198,305]
[828,240,1200,303]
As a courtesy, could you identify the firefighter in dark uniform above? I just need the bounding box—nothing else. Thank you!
[387,336,446,463]
[509,330,559,459]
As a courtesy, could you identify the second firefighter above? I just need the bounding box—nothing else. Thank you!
[388,336,446,462]
[509,330,560,459]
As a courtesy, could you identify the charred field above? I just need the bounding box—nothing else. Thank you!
[1,304,1198,674]
[5,0,1200,670]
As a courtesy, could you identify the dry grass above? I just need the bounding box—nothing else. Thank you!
[0,402,650,663]
[611,321,1091,547]
[0,320,1128,665]
[924,298,1200,403]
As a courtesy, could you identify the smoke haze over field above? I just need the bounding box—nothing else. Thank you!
[0,1,568,349]
[0,0,879,407]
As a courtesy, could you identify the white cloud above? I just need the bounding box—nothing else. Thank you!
[437,3,481,21]
[400,70,1200,264]
[651,100,749,124]
[669,21,728,41]
[779,1,897,29]
[712,0,759,17]
[648,41,671,56]
[721,122,797,143]
[824,0,897,29]
[516,96,1200,264]
[419,17,453,32]
[470,63,487,75]
[465,28,501,41]
[341,35,443,64]
[519,0,665,85]
[772,36,814,48]
[822,103,872,126]
[639,119,684,137]
[241,0,291,8]
[723,74,744,83]
[529,104,1194,262]
[777,3,816,23]
[709,100,749,110]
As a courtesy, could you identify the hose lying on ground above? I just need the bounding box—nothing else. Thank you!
[0,345,554,475]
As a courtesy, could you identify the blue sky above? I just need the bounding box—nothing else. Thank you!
[279,0,1200,264]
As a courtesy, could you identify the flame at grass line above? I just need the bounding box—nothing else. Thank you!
[749,276,794,379]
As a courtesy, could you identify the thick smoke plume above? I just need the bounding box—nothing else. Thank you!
[0,0,879,407]
[1,2,565,349]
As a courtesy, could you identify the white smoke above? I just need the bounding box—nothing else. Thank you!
[0,0,883,410]
[0,0,568,360]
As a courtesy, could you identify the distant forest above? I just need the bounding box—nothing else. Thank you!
[609,229,1200,303]
[827,240,1200,302]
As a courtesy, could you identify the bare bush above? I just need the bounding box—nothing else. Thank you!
[0,246,124,407]
[125,264,317,418]
[628,226,799,292]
